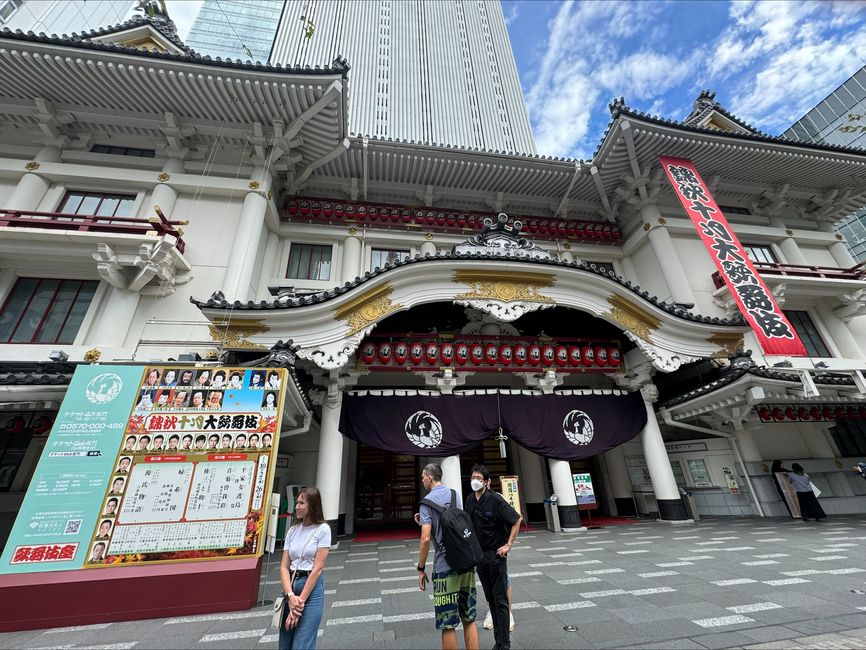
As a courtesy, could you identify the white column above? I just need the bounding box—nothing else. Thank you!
[338,441,350,519]
[7,146,61,210]
[734,429,762,462]
[341,233,362,284]
[549,458,581,531]
[816,299,863,359]
[315,387,344,524]
[440,455,463,504]
[420,239,436,256]
[640,203,696,307]
[639,386,686,521]
[820,222,857,267]
[517,444,545,505]
[257,232,281,297]
[144,157,185,218]
[88,286,141,348]
[770,218,808,265]
[222,167,271,300]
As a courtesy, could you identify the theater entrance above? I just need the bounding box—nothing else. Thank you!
[354,446,419,530]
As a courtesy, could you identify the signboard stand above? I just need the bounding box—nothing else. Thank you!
[573,472,599,528]
[499,475,530,531]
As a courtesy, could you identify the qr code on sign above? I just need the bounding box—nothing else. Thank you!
[63,519,82,535]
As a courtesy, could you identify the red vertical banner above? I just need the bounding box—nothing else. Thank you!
[659,156,807,356]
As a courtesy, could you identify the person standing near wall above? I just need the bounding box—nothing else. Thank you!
[788,463,826,522]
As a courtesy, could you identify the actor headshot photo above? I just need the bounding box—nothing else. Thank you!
[162,369,178,387]
[143,368,161,387]
[96,519,113,539]
[195,435,207,450]
[248,433,260,449]
[179,369,194,386]
[116,457,132,474]
[206,390,224,409]
[261,391,277,410]
[190,391,206,409]
[211,370,227,387]
[262,433,272,448]
[248,371,264,389]
[103,497,119,516]
[109,477,125,495]
[151,434,165,451]
[136,390,155,410]
[207,434,219,450]
[136,435,151,452]
[220,433,233,450]
[123,436,136,452]
[181,434,193,450]
[266,370,281,389]
[228,371,243,388]
[195,369,211,387]
[89,542,106,563]
[172,390,189,408]
[154,390,171,409]
[167,434,180,451]
[234,433,247,449]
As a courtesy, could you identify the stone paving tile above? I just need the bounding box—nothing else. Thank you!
[692,631,760,649]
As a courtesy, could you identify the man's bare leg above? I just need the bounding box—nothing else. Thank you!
[463,620,479,650]
[441,629,458,650]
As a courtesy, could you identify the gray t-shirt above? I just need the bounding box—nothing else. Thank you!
[419,484,453,574]
[788,472,812,492]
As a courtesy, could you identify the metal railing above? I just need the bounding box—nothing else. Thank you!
[712,261,866,289]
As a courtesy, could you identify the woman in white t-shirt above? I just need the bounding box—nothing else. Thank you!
[279,487,331,650]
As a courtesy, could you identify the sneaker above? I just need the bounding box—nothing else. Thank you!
[509,612,515,631]
[483,611,493,630]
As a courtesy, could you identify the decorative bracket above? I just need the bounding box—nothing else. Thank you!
[296,330,369,371]
[93,236,191,296]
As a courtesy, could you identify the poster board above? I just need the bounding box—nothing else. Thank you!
[572,472,598,510]
[500,475,522,517]
[1,365,287,574]
[774,472,801,518]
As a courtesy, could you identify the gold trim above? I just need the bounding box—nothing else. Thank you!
[157,172,170,182]
[604,294,662,341]
[348,227,358,236]
[453,270,555,303]
[248,181,261,190]
[707,333,745,358]
[24,161,40,171]
[425,233,433,241]
[83,348,101,362]
[208,319,269,350]
[334,283,403,336]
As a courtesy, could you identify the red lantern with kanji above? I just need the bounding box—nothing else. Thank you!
[581,345,595,366]
[378,343,392,364]
[554,345,569,367]
[608,345,621,368]
[441,343,454,365]
[360,342,377,365]
[785,407,796,420]
[594,345,608,367]
[541,345,555,367]
[797,406,810,421]
[771,407,784,421]
[758,407,771,422]
[499,344,513,365]
[394,342,408,365]
[409,343,424,365]
[470,344,485,365]
[485,344,499,365]
[513,344,527,366]
[425,343,440,365]
[527,345,541,366]
[455,343,470,365]
[568,346,581,366]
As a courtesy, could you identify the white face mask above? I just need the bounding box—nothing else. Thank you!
[470,479,485,492]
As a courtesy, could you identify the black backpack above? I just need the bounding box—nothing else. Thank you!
[420,489,483,573]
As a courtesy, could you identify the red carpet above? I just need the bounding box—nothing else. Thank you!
[579,514,640,526]
[353,528,420,543]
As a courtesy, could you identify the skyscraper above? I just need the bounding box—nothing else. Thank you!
[783,66,866,262]
[0,0,133,33]
[184,0,283,63]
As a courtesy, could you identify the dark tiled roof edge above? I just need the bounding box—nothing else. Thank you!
[191,252,747,327]
[0,27,351,78]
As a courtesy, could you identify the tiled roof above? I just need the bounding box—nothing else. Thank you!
[682,90,760,133]
[192,251,747,327]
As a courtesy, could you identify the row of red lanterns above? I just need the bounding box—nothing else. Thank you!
[358,341,621,368]
[286,199,622,241]
[758,405,866,422]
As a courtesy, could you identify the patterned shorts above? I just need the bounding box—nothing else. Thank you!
[432,569,477,630]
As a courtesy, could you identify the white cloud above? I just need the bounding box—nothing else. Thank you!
[503,2,520,27]
[166,0,203,40]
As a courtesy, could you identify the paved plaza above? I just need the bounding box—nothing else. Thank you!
[3,515,866,649]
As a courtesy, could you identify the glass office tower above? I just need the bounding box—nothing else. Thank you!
[0,0,132,33]
[184,0,283,63]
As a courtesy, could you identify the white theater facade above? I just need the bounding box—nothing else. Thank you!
[1,21,866,543]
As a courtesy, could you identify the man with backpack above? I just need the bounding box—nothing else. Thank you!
[417,463,480,650]
[464,465,522,650]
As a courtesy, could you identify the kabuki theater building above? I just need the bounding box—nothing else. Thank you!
[1,14,866,550]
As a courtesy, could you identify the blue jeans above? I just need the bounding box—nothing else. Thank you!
[279,575,324,650]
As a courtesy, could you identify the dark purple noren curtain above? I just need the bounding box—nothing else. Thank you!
[339,392,647,460]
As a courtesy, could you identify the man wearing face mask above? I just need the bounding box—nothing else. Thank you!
[464,465,521,650]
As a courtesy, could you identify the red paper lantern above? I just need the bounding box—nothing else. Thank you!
[810,406,821,420]
[835,406,846,419]
[594,345,608,367]
[784,407,796,421]
[554,345,569,367]
[441,343,454,365]
[568,346,582,367]
[822,406,835,420]
[797,406,810,421]
[541,345,555,367]
[485,344,499,365]
[580,345,595,367]
[513,344,527,366]
[409,343,424,365]
[425,343,440,365]
[470,344,485,366]
[377,343,392,364]
[499,344,513,365]
[394,342,408,365]
[360,342,377,365]
[527,345,541,366]
[771,407,784,421]
[758,407,771,422]
[608,346,621,368]
[455,343,470,365]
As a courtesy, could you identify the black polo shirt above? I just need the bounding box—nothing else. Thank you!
[464,489,520,552]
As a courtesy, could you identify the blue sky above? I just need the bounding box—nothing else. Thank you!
[501,0,866,159]
[166,1,866,160]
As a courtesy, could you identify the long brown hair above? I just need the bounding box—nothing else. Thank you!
[299,487,325,525]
